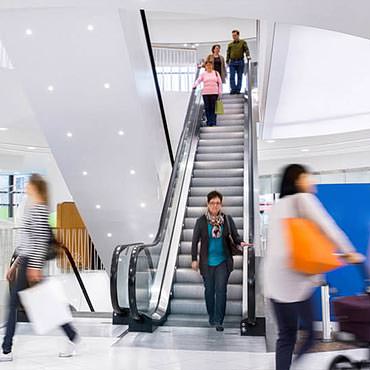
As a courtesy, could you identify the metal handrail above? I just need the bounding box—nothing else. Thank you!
[110,67,201,317]
[9,238,95,312]
[243,58,258,326]
[127,78,203,322]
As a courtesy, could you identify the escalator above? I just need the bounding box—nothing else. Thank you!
[111,60,264,335]
[167,94,245,327]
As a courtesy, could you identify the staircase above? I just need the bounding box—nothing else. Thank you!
[166,94,246,327]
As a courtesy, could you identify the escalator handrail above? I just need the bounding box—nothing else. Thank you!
[9,228,95,312]
[110,67,201,315]
[110,243,143,315]
[127,74,203,322]
[245,58,257,325]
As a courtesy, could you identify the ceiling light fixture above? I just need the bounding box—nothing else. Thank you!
[96,204,101,209]
[27,146,36,150]
[140,202,146,208]
[47,85,54,92]
[107,233,112,238]
[87,24,94,31]
[183,43,188,47]
[104,83,110,89]
[149,233,154,238]
[301,148,310,152]
[82,171,88,176]
[25,29,33,36]
[130,170,136,175]
[0,128,8,131]
[266,140,275,143]
[118,130,125,136]
[66,132,73,138]
[195,43,200,47]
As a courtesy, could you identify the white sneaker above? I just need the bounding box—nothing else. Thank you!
[0,352,13,362]
[58,338,80,358]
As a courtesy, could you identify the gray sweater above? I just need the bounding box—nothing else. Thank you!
[263,193,354,303]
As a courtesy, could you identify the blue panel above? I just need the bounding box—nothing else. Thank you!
[312,184,370,320]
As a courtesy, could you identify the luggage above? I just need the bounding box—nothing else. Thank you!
[333,294,370,342]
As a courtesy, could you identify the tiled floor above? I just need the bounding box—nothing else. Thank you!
[0,320,368,370]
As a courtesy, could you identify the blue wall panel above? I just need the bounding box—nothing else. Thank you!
[312,184,370,320]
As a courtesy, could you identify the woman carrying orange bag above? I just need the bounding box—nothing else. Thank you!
[264,164,363,370]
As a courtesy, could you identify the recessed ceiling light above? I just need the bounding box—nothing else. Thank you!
[266,140,275,143]
[0,128,8,131]
[118,130,125,136]
[130,170,136,175]
[82,171,88,176]
[25,29,33,36]
[87,24,94,31]
[27,146,36,150]
[96,204,101,209]
[47,85,54,92]
[104,83,110,89]
[140,202,146,208]
[107,233,112,238]
[149,233,154,238]
[191,45,196,48]
[301,148,310,152]
[183,43,188,47]
[66,132,73,138]
[195,43,199,47]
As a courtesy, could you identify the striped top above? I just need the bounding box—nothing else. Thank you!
[17,203,50,269]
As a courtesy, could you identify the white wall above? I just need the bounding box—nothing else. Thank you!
[262,24,370,139]
[0,8,172,270]
[162,91,190,153]
[147,14,256,44]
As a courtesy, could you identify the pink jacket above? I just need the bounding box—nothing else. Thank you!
[193,70,222,96]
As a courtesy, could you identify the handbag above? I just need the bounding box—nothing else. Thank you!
[46,228,60,261]
[284,197,343,275]
[225,215,242,256]
[215,99,224,115]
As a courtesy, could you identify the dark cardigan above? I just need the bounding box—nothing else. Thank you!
[191,214,243,276]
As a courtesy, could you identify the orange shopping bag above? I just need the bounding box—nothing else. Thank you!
[284,218,343,275]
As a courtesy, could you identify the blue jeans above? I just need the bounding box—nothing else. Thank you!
[229,59,245,93]
[202,94,218,126]
[203,261,229,325]
[2,258,77,354]
[271,297,314,370]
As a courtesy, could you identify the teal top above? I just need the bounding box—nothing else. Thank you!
[207,224,226,266]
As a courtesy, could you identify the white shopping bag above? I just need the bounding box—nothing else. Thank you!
[19,277,72,335]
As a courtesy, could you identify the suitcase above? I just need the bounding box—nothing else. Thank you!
[333,294,370,342]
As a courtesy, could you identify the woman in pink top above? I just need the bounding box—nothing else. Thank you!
[193,60,222,126]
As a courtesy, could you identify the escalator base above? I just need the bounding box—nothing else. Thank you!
[240,317,266,337]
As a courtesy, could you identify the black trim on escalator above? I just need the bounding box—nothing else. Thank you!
[9,233,95,313]
[140,8,174,166]
[246,59,257,327]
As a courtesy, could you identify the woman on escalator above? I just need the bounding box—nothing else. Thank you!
[191,191,248,332]
[192,59,222,127]
[0,174,79,362]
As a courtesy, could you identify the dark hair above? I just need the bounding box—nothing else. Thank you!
[29,173,49,204]
[279,164,309,199]
[212,44,221,53]
[207,190,223,203]
[232,30,240,35]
